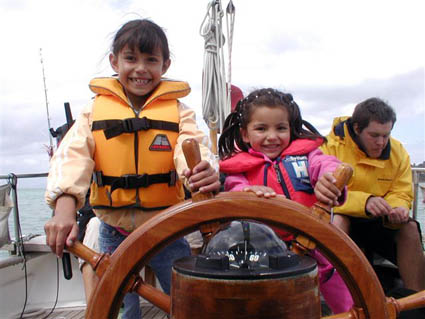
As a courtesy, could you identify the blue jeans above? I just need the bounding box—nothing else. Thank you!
[99,221,191,319]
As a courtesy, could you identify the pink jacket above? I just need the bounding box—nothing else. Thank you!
[220,138,344,207]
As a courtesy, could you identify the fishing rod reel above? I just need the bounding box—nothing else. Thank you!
[49,102,75,146]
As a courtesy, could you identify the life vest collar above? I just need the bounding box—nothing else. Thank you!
[89,77,190,109]
[220,138,322,175]
[144,78,191,106]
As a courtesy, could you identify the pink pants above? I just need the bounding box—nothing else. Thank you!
[310,249,354,314]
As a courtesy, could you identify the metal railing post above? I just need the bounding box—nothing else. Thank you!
[0,173,48,256]
[10,181,20,252]
[412,167,425,221]
[413,170,419,220]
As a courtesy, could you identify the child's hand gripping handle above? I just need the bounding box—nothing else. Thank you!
[331,163,353,198]
[182,138,218,248]
[314,163,353,216]
[294,163,353,251]
[182,138,202,169]
[182,138,214,202]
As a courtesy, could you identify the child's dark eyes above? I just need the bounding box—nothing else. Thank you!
[124,55,136,61]
[254,126,288,132]
[122,54,159,63]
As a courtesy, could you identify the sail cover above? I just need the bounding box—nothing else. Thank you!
[0,184,12,247]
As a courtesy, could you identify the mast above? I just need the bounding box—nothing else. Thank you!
[39,48,54,157]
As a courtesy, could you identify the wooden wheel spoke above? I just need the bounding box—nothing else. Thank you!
[67,141,425,318]
[132,276,171,314]
[81,192,389,318]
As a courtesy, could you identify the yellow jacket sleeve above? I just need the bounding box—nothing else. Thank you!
[383,152,413,210]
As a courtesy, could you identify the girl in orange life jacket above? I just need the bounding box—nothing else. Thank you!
[218,88,353,314]
[44,19,220,319]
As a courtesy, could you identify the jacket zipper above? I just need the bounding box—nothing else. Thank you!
[273,161,291,199]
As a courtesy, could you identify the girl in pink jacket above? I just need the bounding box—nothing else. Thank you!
[218,88,353,314]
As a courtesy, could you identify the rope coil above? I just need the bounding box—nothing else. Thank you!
[200,0,234,134]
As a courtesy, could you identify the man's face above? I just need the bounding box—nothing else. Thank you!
[354,120,393,158]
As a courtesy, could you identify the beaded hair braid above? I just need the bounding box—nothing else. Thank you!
[218,88,324,159]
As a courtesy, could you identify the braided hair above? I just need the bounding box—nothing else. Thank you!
[218,88,324,159]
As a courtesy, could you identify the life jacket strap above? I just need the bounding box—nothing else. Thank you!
[92,170,177,192]
[92,117,179,139]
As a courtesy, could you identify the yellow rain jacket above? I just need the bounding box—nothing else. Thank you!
[320,116,413,219]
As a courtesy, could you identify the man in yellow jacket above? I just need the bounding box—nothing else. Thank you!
[321,97,425,292]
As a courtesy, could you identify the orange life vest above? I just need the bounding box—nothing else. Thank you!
[89,78,190,210]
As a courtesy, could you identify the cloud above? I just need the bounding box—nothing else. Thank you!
[283,68,424,134]
[1,0,424,187]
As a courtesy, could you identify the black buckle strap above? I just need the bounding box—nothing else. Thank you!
[104,117,151,139]
[92,117,179,140]
[120,174,151,189]
[92,170,177,193]
[123,117,149,133]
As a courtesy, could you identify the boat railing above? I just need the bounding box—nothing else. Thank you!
[0,173,48,257]
[1,169,424,257]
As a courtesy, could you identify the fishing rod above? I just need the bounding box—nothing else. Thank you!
[39,48,54,158]
[40,49,75,280]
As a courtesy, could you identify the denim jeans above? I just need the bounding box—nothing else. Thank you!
[99,221,191,319]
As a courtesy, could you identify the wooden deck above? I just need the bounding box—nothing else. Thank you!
[39,303,168,319]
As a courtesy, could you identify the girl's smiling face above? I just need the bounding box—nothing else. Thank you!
[109,45,170,108]
[241,105,291,160]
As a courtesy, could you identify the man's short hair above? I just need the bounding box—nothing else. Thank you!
[351,98,397,133]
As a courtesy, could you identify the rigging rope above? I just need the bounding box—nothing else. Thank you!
[200,0,229,133]
[226,0,235,112]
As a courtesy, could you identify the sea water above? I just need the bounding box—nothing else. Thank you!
[1,188,52,258]
[1,188,425,259]
[8,188,53,237]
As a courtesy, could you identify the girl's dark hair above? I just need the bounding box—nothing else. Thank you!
[351,97,396,133]
[218,88,323,159]
[111,19,170,60]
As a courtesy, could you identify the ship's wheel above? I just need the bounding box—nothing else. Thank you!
[68,139,424,319]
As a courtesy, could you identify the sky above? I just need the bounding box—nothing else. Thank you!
[0,0,424,188]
